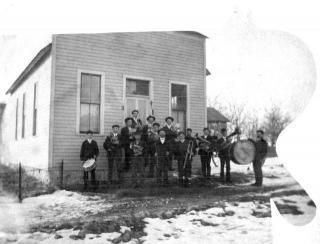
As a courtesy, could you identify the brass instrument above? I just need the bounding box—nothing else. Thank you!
[183,139,194,169]
[131,142,144,156]
[148,130,160,141]
[196,133,213,153]
[110,133,120,145]
[219,127,241,151]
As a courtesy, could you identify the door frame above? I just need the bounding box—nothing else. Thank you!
[169,80,190,129]
[123,75,154,120]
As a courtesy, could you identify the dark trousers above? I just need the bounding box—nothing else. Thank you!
[83,169,96,188]
[107,157,121,182]
[220,156,231,181]
[253,159,264,185]
[200,154,211,178]
[131,156,145,185]
[177,157,192,180]
[148,155,156,177]
[156,158,169,183]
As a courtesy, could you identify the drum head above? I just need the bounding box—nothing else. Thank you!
[230,140,256,165]
[83,159,96,171]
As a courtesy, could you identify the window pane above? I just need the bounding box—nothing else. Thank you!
[90,74,101,104]
[137,99,147,121]
[126,78,149,96]
[81,74,91,103]
[126,98,136,117]
[80,103,90,132]
[89,104,100,133]
[171,84,186,110]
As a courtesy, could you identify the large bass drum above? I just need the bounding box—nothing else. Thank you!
[229,139,256,165]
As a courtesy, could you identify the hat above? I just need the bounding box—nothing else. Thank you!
[131,109,139,114]
[86,130,93,135]
[153,122,160,127]
[112,124,120,128]
[256,129,264,134]
[124,117,133,123]
[165,116,174,122]
[203,127,210,131]
[178,131,185,136]
[147,115,156,121]
[187,128,192,132]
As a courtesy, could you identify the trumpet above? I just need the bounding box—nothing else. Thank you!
[183,139,194,169]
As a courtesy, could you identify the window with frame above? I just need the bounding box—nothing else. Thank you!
[126,78,149,96]
[80,73,101,134]
[32,82,38,136]
[22,93,26,138]
[171,83,187,131]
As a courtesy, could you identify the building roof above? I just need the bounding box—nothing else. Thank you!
[5,43,52,95]
[207,107,229,123]
[175,31,208,39]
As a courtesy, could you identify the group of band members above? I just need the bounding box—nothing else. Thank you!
[80,109,268,189]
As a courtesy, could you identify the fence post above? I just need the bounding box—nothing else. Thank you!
[60,160,64,189]
[18,162,22,203]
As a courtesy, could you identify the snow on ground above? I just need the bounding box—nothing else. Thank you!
[0,190,113,234]
[0,157,316,243]
[142,202,271,244]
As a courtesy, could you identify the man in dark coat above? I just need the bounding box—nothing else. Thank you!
[103,125,123,184]
[131,109,143,130]
[120,117,134,171]
[217,128,232,183]
[80,130,99,189]
[252,130,268,187]
[173,131,194,187]
[198,127,214,180]
[161,116,177,171]
[145,122,160,177]
[154,129,171,186]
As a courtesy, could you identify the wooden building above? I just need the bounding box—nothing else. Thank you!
[0,32,209,185]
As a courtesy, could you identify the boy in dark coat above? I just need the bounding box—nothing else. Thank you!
[103,125,123,184]
[131,109,143,130]
[252,130,268,187]
[198,127,214,180]
[174,131,195,187]
[120,117,134,172]
[217,128,232,183]
[154,129,171,186]
[146,122,160,177]
[80,130,99,189]
[161,116,177,171]
[130,131,146,187]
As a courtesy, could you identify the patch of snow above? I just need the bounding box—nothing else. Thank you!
[142,202,271,244]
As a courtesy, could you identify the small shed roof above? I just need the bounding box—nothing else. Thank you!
[6,43,52,95]
[207,107,229,123]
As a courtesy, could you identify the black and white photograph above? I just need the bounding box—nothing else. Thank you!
[0,1,319,243]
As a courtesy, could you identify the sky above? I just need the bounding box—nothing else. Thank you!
[0,2,317,122]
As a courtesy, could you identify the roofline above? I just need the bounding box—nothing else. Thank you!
[175,31,208,39]
[5,43,52,95]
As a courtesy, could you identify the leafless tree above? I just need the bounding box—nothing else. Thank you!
[262,104,291,147]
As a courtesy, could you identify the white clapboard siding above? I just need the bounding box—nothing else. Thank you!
[51,32,206,175]
[0,55,52,173]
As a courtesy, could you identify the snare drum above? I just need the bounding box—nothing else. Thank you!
[82,158,97,172]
